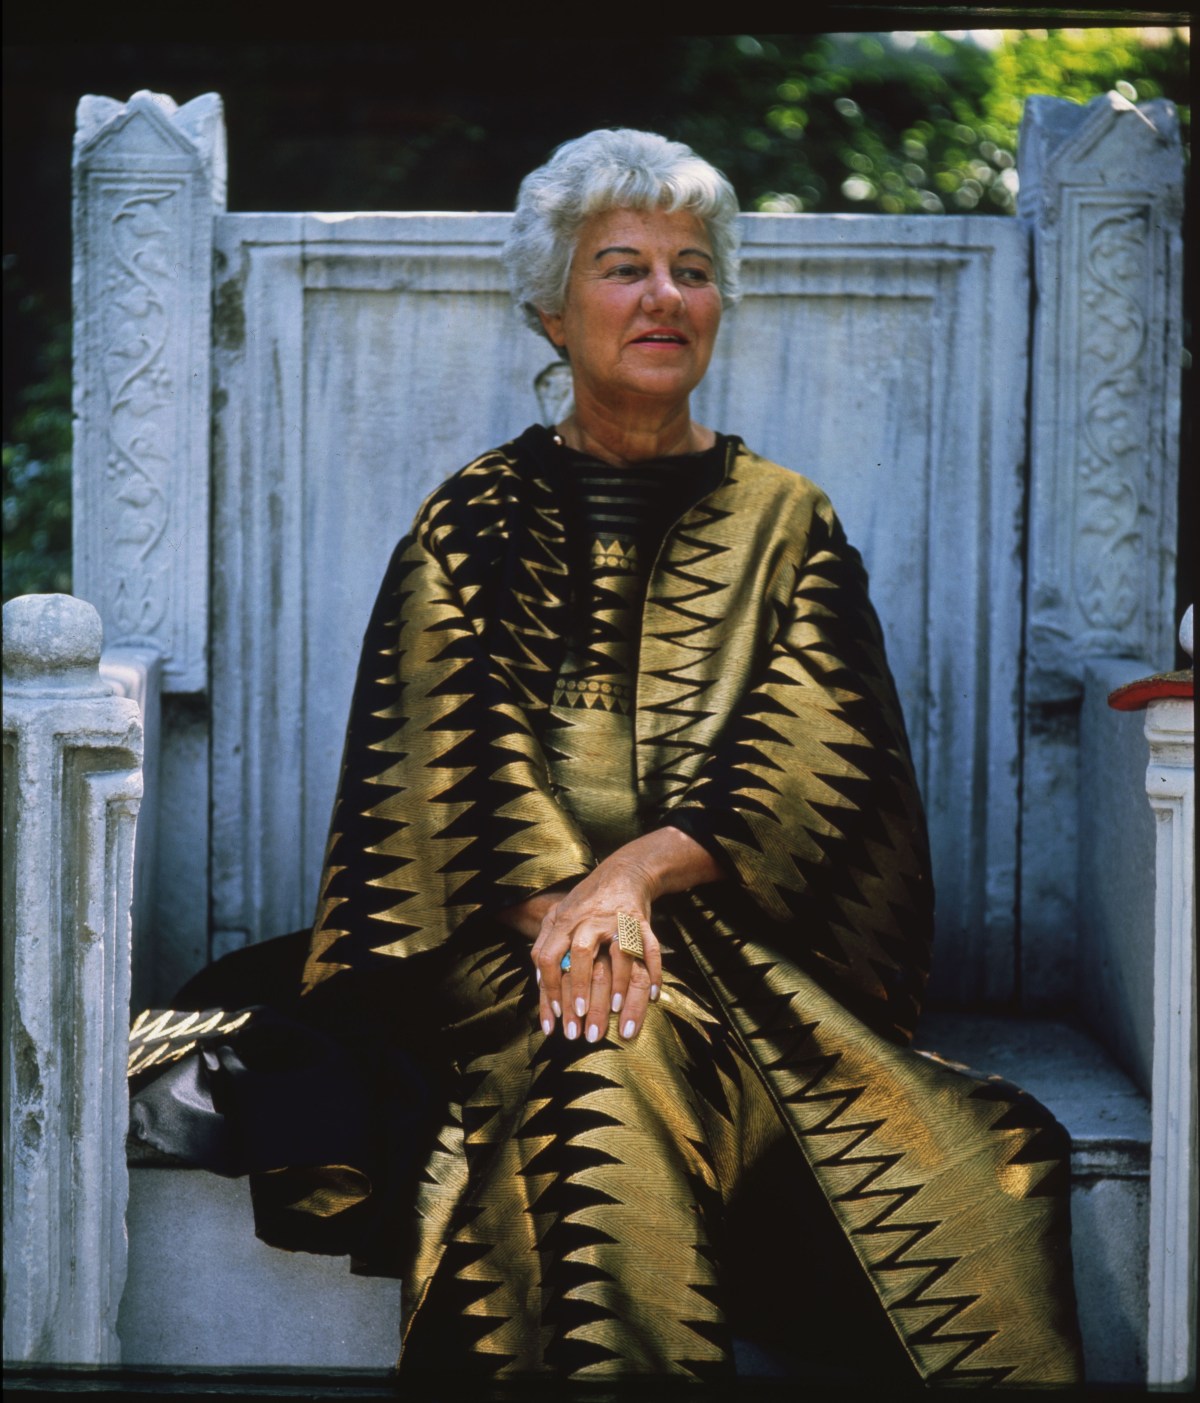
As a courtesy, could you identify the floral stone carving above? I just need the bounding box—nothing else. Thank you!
[72,92,226,692]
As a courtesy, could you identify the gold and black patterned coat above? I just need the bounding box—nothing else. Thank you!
[130,428,1082,1384]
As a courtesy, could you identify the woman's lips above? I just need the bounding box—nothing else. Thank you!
[631,329,689,346]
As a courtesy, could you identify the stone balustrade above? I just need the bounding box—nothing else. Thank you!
[98,647,162,1012]
[1110,604,1196,1389]
[1143,609,1195,1390]
[2,595,143,1364]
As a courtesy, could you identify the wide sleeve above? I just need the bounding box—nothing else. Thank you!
[664,494,934,1035]
[301,494,596,993]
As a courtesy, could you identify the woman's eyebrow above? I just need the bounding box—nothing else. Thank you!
[592,245,714,262]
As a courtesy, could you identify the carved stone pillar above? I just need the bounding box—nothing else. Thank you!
[1018,93,1184,1005]
[72,90,226,693]
[2,595,143,1363]
[72,91,222,1002]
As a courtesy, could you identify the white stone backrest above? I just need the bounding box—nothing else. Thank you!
[207,212,1028,1005]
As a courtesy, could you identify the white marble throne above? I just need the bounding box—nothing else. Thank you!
[2,88,1192,1387]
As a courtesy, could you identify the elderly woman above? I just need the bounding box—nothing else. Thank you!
[130,130,1082,1385]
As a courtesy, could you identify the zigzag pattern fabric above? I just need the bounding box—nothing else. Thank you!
[132,425,1081,1383]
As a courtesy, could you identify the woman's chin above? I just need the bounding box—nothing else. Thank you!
[592,369,704,407]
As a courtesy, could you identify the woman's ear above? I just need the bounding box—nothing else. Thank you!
[538,307,567,349]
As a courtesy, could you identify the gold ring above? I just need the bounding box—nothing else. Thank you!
[616,911,645,961]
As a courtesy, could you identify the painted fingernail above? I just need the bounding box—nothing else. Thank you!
[536,968,541,986]
[575,997,586,1018]
[566,1020,578,1040]
[611,992,623,1013]
[650,985,660,1001]
[551,1000,561,1018]
[541,1016,553,1036]
[622,1020,636,1039]
[586,1023,600,1043]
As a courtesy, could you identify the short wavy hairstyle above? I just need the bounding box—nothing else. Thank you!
[505,128,741,347]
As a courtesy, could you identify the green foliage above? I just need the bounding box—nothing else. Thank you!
[3,265,72,601]
[669,29,1189,218]
[985,28,1189,132]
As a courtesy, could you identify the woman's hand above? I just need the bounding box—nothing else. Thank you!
[531,852,662,1043]
[529,825,723,1043]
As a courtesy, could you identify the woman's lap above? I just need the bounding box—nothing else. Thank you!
[403,948,911,1381]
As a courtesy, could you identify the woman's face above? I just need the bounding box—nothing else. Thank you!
[538,206,722,414]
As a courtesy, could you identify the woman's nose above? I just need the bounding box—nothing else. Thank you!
[642,269,684,313]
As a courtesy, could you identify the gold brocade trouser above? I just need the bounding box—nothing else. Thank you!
[397,930,914,1383]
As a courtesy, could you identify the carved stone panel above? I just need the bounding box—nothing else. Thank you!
[72,92,226,693]
[209,212,1028,1005]
[1021,93,1184,692]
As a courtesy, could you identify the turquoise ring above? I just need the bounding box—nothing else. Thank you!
[560,952,572,972]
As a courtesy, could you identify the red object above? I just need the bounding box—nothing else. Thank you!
[1107,670,1194,711]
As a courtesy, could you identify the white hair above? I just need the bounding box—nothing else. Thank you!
[504,128,741,347]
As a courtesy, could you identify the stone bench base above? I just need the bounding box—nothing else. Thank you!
[121,1015,1150,1383]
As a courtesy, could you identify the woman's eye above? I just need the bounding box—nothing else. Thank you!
[678,267,712,284]
[604,263,641,279]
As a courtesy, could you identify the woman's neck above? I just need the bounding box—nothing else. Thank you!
[556,399,715,466]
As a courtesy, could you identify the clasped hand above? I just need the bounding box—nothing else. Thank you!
[497,825,721,1044]
[536,854,663,1042]
[500,853,662,1043]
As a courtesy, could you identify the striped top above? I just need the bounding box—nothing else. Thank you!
[541,430,729,851]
